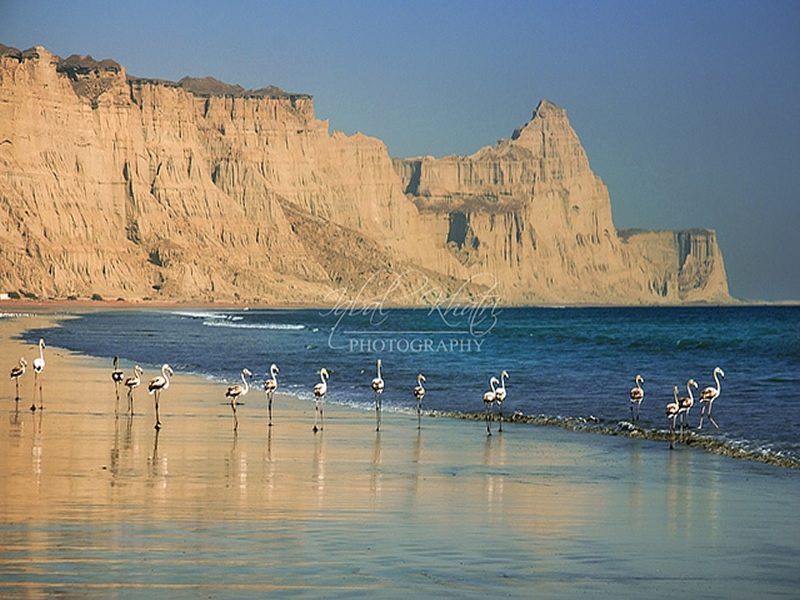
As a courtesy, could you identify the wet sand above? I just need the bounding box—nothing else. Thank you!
[1,313,799,598]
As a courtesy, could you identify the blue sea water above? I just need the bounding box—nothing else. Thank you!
[21,305,800,467]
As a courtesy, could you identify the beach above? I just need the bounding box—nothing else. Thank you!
[1,311,799,598]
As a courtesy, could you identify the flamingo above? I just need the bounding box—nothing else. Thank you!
[677,378,698,435]
[226,368,252,431]
[111,355,124,411]
[31,338,45,411]
[413,374,426,429]
[483,376,499,436]
[10,357,27,400]
[123,365,144,414]
[148,364,173,430]
[263,363,279,426]
[111,355,124,385]
[698,367,725,430]
[372,359,385,431]
[666,386,680,450]
[630,374,644,421]
[313,368,329,433]
[494,370,509,432]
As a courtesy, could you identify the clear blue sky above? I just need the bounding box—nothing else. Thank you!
[2,0,798,301]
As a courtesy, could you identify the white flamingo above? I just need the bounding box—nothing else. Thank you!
[31,338,45,411]
[313,368,329,433]
[10,357,27,400]
[698,367,725,430]
[372,359,385,431]
[413,373,426,429]
[666,386,680,450]
[494,370,509,432]
[123,365,144,414]
[226,368,252,431]
[678,378,698,435]
[263,363,279,427]
[630,374,644,421]
[483,376,499,436]
[148,364,173,430]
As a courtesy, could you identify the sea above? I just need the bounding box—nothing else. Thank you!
[19,304,800,469]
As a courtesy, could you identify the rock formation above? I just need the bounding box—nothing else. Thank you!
[0,45,730,305]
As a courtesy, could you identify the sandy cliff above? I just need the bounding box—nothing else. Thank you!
[0,45,730,305]
[393,100,730,304]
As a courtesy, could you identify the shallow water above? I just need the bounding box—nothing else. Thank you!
[3,313,800,598]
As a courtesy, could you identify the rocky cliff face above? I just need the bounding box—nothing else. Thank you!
[393,100,730,304]
[0,45,730,305]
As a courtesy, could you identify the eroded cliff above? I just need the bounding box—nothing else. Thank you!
[0,45,730,305]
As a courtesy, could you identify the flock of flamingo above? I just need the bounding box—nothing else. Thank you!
[9,337,725,448]
[630,367,725,449]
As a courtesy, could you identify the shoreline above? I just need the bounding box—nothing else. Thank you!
[5,306,799,472]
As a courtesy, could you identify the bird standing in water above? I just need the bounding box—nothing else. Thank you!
[226,368,252,431]
[123,365,144,415]
[148,364,173,430]
[678,378,698,434]
[495,370,509,432]
[10,357,27,401]
[666,386,680,450]
[483,376,499,436]
[313,368,329,433]
[630,374,644,421]
[698,367,725,430]
[372,359,385,431]
[413,374,426,429]
[31,338,46,412]
[263,363,279,427]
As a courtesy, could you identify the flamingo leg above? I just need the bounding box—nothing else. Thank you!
[669,418,676,450]
[14,379,19,400]
[485,405,492,436]
[154,390,161,430]
[498,405,503,432]
[375,392,381,432]
[417,403,421,430]
[30,373,38,411]
[313,397,324,432]
[268,392,274,427]
[707,401,719,429]
[231,399,239,431]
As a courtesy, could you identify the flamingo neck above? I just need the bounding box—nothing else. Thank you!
[714,371,721,392]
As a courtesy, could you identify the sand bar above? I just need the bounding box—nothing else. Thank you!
[1,311,799,598]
